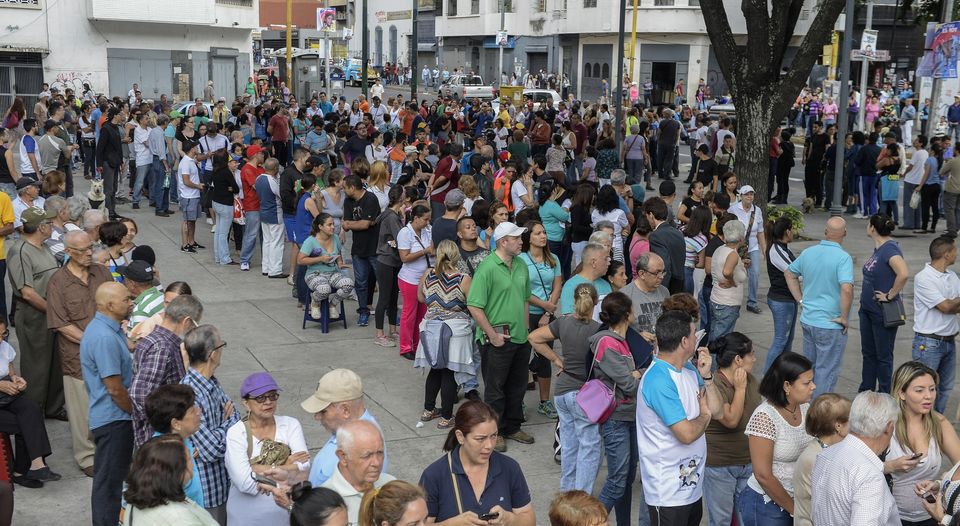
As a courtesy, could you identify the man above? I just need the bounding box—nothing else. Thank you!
[637,310,716,525]
[239,145,265,271]
[12,177,44,232]
[96,108,124,219]
[340,123,369,167]
[178,140,205,252]
[148,114,171,216]
[18,119,42,181]
[429,143,464,220]
[280,149,309,278]
[784,217,854,398]
[941,151,960,237]
[34,93,49,125]
[130,294,203,448]
[902,135,929,231]
[82,210,105,247]
[657,109,681,180]
[369,96,386,127]
[433,189,464,246]
[321,420,394,524]
[912,236,960,413]
[7,207,64,419]
[181,324,239,524]
[456,216,490,278]
[127,83,139,106]
[803,121,829,207]
[559,243,612,315]
[730,185,766,314]
[267,107,290,165]
[646,197,685,294]
[37,120,71,177]
[341,175,380,326]
[81,281,134,526]
[47,230,113,476]
[131,112,152,210]
[317,92,334,117]
[300,368,386,486]
[197,122,230,192]
[622,253,669,339]
[811,391,900,526]
[256,158,287,278]
[467,222,535,452]
[949,96,960,144]
[692,144,717,190]
[529,111,551,158]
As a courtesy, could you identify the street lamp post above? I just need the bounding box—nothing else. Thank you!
[832,0,855,217]
[613,0,626,156]
[411,0,419,100]
[361,0,369,98]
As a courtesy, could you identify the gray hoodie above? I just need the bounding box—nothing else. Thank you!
[376,208,404,267]
[588,329,639,422]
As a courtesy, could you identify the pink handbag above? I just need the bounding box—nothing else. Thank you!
[575,357,617,424]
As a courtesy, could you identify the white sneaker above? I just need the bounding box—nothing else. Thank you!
[310,302,322,319]
[240,262,250,271]
[853,213,864,219]
[329,302,339,319]
[206,217,213,225]
[211,226,216,233]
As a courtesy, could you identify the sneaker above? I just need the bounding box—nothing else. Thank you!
[505,430,535,444]
[373,335,396,347]
[465,389,481,402]
[206,217,213,225]
[358,312,370,327]
[310,302,321,319]
[131,203,140,209]
[286,275,295,286]
[537,400,558,419]
[181,245,197,253]
[746,305,762,314]
[240,262,250,271]
[853,213,865,219]
[420,408,440,422]
[494,436,507,452]
[211,226,216,233]
[191,242,206,249]
[437,417,455,429]
[329,302,339,319]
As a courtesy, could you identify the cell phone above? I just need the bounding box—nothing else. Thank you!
[696,329,707,348]
[910,452,924,460]
[478,512,500,521]
[922,490,938,503]
[251,473,278,487]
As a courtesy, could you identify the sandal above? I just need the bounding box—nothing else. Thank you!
[420,409,441,422]
[437,417,455,429]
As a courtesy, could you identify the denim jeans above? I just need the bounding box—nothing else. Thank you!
[212,202,234,265]
[903,182,922,230]
[912,335,956,414]
[132,163,150,205]
[703,464,752,526]
[765,298,797,373]
[151,156,169,213]
[480,341,531,436]
[625,158,644,184]
[554,391,602,493]
[700,285,712,333]
[709,303,740,343]
[738,485,792,526]
[746,249,760,309]
[657,143,675,180]
[548,240,571,282]
[859,307,898,393]
[92,420,134,526]
[684,266,695,295]
[240,210,261,264]
[801,323,847,399]
[598,419,649,526]
[351,255,378,316]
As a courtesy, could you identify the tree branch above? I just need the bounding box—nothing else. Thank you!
[700,0,741,91]
[777,0,847,119]
[743,0,773,76]
[770,0,805,67]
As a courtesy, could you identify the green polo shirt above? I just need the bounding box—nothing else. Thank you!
[467,251,532,344]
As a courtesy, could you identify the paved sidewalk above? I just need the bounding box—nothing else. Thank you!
[14,173,954,524]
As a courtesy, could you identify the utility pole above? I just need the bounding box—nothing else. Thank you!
[411,0,418,101]
[928,0,956,136]
[498,0,505,90]
[856,0,874,131]
[614,0,626,155]
[285,0,294,90]
[324,0,331,91]
[832,0,855,217]
[628,0,638,82]
[361,0,369,98]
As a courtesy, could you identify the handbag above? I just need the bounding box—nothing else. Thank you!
[880,297,906,328]
[575,357,617,424]
[233,197,246,225]
[909,190,921,210]
[446,452,464,515]
[244,418,292,466]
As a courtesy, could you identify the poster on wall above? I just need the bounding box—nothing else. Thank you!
[317,8,337,32]
[932,21,960,79]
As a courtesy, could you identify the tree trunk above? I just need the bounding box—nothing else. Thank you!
[730,85,779,207]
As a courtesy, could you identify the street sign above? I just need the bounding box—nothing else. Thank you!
[851,49,890,61]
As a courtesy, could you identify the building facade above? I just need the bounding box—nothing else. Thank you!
[344,0,438,72]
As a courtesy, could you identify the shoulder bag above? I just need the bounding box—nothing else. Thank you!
[880,296,906,328]
[446,452,464,515]
[575,354,617,424]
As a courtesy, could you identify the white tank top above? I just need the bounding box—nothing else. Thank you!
[889,432,942,522]
[18,135,41,175]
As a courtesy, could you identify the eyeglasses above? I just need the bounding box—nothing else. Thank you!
[642,269,666,278]
[212,341,227,352]
[249,392,279,404]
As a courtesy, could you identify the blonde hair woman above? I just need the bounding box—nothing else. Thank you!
[415,240,473,429]
[358,480,426,526]
[458,175,481,216]
[367,160,391,212]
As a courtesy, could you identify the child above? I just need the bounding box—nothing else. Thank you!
[581,145,597,184]
[877,142,901,223]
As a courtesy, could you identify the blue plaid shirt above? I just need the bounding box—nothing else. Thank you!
[182,368,240,508]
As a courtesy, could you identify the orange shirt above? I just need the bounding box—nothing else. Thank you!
[493,171,513,212]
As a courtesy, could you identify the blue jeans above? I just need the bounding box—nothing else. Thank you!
[703,464,752,526]
[212,202,234,265]
[598,419,649,526]
[746,249,760,309]
[801,322,847,399]
[554,391,602,493]
[352,255,377,316]
[903,182,922,229]
[859,307,898,393]
[684,267,695,295]
[240,211,261,265]
[912,335,956,414]
[700,285,712,333]
[738,486,792,526]
[765,298,797,373]
[150,156,169,212]
[709,303,740,343]
[133,163,150,205]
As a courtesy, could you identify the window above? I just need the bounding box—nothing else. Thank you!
[653,0,675,5]
[535,0,546,11]
[601,63,609,79]
[216,0,253,5]
[584,63,592,78]
[0,0,40,7]
[593,64,600,77]
[448,0,457,15]
[471,0,479,13]
[584,0,596,7]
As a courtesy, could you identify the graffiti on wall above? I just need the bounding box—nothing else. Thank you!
[50,71,95,94]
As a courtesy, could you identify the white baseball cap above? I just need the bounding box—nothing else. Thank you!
[738,185,756,195]
[493,221,526,240]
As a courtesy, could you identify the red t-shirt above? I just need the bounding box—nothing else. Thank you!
[430,156,460,204]
[268,114,289,142]
[240,163,264,211]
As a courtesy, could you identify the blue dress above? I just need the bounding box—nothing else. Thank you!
[294,192,315,245]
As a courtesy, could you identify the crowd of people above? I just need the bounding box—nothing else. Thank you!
[0,72,959,526]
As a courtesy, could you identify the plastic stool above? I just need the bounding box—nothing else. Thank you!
[303,298,348,333]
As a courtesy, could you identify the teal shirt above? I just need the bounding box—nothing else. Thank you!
[300,236,341,274]
[152,432,205,508]
[518,252,561,315]
[539,200,570,242]
[467,252,532,343]
[559,275,613,315]
[786,240,854,329]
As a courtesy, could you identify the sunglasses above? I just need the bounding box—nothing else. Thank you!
[248,391,279,404]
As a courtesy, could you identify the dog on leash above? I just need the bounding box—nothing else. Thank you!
[88,178,107,212]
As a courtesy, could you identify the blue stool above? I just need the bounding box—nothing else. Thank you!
[303,298,348,333]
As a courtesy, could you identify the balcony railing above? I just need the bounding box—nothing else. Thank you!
[216,0,253,6]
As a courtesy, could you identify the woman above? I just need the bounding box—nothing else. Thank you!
[764,216,799,372]
[493,119,509,151]
[145,384,205,506]
[703,332,762,526]
[888,362,960,525]
[40,170,65,198]
[546,134,567,183]
[561,121,578,187]
[682,207,712,295]
[358,480,427,526]
[479,201,508,250]
[569,185,595,268]
[917,142,943,234]
[292,108,310,149]
[367,160,391,212]
[210,151,240,266]
[528,283,601,492]
[289,484,348,526]
[293,173,322,306]
[415,240,473,429]
[79,103,97,180]
[365,131,389,165]
[792,394,851,526]
[122,435,218,525]
[622,124,648,186]
[519,221,562,419]
[592,292,643,526]
[859,214,909,393]
[458,175,482,216]
[100,220,129,282]
[709,220,747,342]
[397,204,433,360]
[595,139,619,183]
[865,96,882,128]
[719,171,739,205]
[549,490,608,526]
[118,217,139,263]
[349,101,363,128]
[298,213,355,320]
[225,372,309,524]
[320,170,346,241]
[537,180,570,278]
[604,260,628,291]
[628,216,652,280]
[418,401,535,525]
[1,97,25,130]
[678,180,705,225]
[592,185,628,263]
[374,187,405,347]
[739,352,815,526]
[176,114,200,159]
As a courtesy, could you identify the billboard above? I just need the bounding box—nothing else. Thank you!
[317,8,337,32]
[932,21,960,79]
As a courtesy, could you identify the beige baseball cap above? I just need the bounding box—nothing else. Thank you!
[301,369,363,413]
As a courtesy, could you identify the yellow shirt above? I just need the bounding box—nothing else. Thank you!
[498,109,511,127]
[0,193,14,261]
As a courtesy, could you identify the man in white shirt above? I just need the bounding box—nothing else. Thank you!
[132,112,153,209]
[902,135,929,231]
[368,97,387,128]
[730,186,766,314]
[321,420,394,525]
[812,391,900,526]
[912,235,960,413]
[127,83,139,107]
